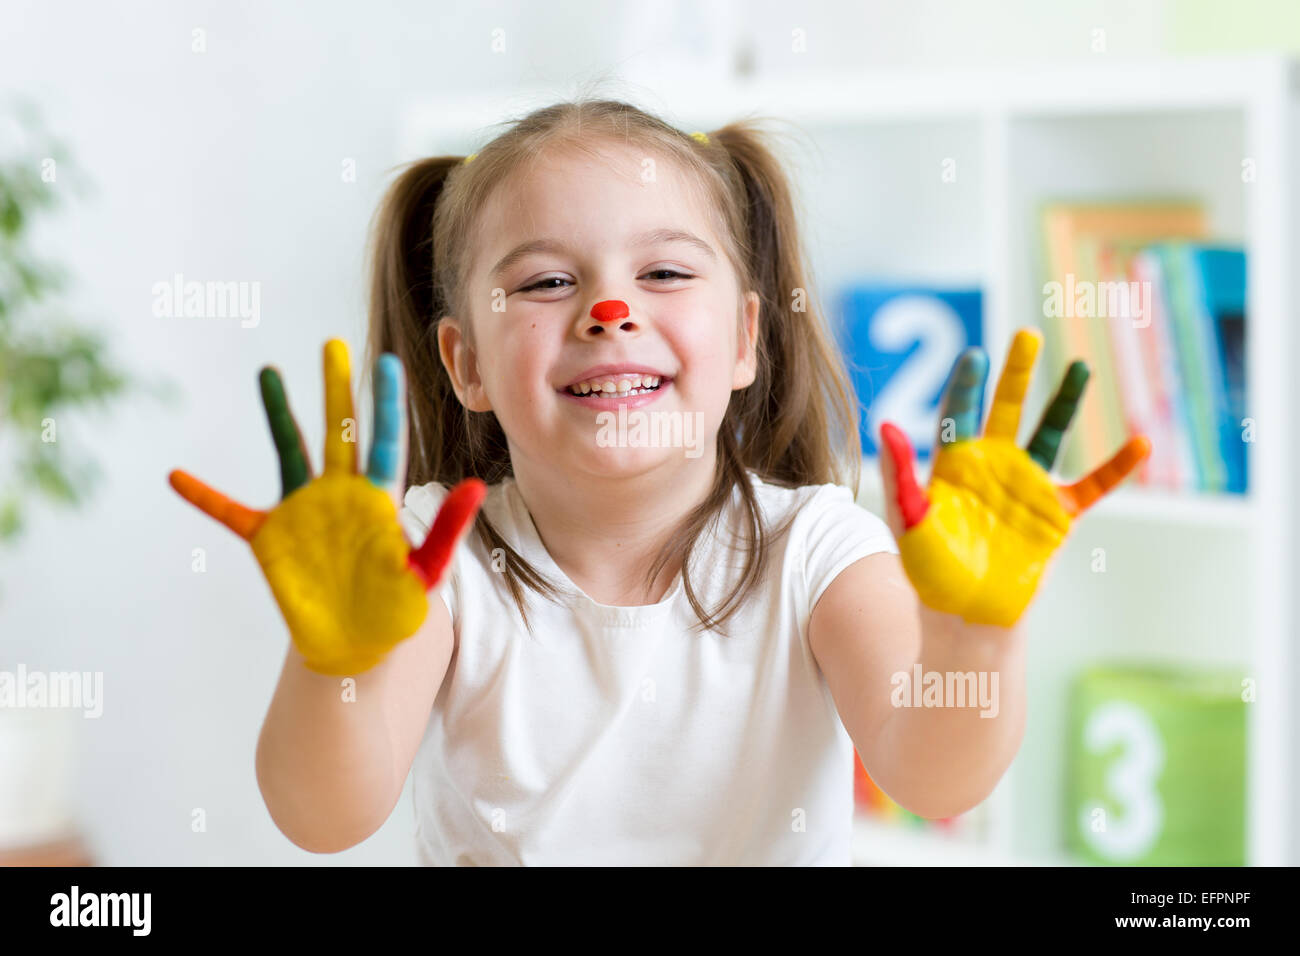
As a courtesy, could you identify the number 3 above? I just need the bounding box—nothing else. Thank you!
[1079,700,1165,860]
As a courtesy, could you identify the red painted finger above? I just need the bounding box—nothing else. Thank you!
[407,478,488,588]
[880,423,929,530]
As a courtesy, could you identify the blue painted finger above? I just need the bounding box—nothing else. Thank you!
[936,347,989,447]
[366,353,403,487]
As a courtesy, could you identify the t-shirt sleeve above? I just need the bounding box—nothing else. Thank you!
[800,483,899,618]
[399,481,460,623]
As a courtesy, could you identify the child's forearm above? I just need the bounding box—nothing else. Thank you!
[254,644,403,854]
[870,604,1027,820]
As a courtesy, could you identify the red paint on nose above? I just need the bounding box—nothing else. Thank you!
[590,300,629,323]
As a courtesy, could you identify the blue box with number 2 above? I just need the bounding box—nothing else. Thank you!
[837,285,983,460]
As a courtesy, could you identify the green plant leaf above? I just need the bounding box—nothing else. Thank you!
[0,103,149,552]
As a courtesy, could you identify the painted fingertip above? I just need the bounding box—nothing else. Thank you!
[949,349,989,394]
[1064,360,1090,388]
[448,477,488,512]
[880,421,912,457]
[259,366,286,401]
[1010,327,1043,358]
[324,338,351,371]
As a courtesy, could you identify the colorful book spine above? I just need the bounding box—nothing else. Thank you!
[1158,243,1226,492]
[1130,250,1197,489]
[1099,241,1161,486]
[1187,247,1247,493]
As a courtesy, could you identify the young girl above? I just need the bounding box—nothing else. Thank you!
[169,99,1149,865]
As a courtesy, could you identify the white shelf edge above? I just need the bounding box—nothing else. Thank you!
[1085,487,1257,527]
[398,55,1297,158]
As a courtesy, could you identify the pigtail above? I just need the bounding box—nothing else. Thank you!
[364,156,461,488]
[365,152,562,635]
[710,123,863,497]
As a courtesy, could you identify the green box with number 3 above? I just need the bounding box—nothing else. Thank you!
[1067,663,1247,866]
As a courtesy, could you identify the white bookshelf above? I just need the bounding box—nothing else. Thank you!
[400,55,1299,867]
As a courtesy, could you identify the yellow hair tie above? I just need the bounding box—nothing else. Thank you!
[690,131,709,145]
[463,152,478,165]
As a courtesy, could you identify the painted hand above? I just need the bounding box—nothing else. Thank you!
[879,328,1151,627]
[168,339,486,675]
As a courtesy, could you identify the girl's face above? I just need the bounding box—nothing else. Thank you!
[440,142,759,483]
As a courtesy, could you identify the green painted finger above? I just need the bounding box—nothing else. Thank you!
[1026,360,1090,472]
[936,348,988,446]
[259,367,312,498]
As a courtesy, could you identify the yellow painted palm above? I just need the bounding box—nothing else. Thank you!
[880,328,1151,627]
[168,340,485,675]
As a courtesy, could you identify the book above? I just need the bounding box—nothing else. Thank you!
[1039,201,1207,479]
[1130,249,1199,489]
[1185,246,1247,493]
[1095,237,1161,485]
[1157,243,1228,491]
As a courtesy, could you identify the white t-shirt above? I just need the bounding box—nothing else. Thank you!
[397,469,899,865]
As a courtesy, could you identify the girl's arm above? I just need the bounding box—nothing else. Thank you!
[255,595,454,853]
[168,340,484,852]
[810,552,1027,819]
[810,329,1148,820]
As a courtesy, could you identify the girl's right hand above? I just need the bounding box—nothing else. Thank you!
[169,339,485,676]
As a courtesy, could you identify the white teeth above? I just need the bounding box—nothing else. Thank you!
[568,374,662,395]
[566,374,665,398]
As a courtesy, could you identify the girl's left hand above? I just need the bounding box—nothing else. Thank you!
[878,327,1151,628]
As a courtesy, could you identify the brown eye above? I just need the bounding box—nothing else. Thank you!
[521,277,571,292]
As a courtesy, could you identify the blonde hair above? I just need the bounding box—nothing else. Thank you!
[364,98,862,636]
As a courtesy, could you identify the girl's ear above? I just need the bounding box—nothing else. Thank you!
[437,317,493,412]
[732,290,760,390]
